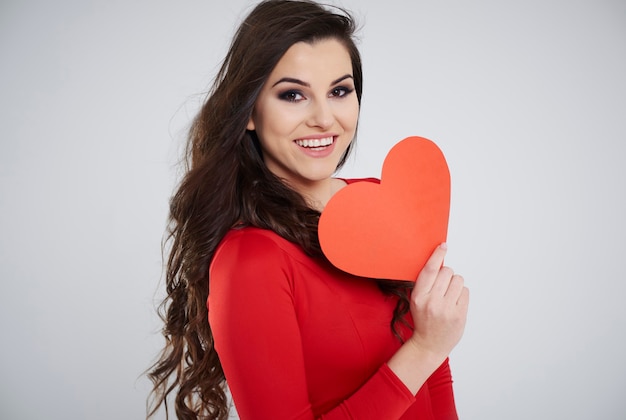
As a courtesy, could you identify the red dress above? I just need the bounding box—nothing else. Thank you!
[208,184,458,420]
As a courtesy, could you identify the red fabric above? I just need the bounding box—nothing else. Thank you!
[208,182,458,419]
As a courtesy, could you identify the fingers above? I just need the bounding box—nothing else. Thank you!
[444,274,468,309]
[414,243,447,294]
[457,286,470,309]
[443,274,463,298]
[408,244,470,360]
[429,266,455,297]
[414,243,468,307]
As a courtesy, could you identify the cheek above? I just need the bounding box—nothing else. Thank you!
[337,101,360,130]
[265,104,305,134]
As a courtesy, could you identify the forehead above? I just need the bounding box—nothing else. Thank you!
[268,38,353,82]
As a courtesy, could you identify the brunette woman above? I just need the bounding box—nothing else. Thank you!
[148,1,469,419]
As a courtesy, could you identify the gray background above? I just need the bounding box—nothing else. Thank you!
[1,0,625,418]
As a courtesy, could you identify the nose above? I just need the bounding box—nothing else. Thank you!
[306,99,334,130]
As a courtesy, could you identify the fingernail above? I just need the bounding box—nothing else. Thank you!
[440,242,448,250]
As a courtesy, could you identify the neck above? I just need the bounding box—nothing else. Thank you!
[288,177,347,212]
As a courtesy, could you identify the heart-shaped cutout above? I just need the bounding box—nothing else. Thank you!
[319,136,450,281]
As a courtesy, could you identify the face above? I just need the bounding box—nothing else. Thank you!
[247,38,359,192]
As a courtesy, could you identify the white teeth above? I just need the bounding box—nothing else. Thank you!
[295,136,334,148]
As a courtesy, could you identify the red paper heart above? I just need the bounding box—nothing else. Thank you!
[319,136,450,281]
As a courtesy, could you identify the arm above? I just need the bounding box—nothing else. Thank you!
[427,358,458,420]
[387,244,468,404]
[208,231,415,420]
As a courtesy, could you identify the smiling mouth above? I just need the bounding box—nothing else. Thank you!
[295,136,335,150]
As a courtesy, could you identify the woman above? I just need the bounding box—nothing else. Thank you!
[148,1,469,419]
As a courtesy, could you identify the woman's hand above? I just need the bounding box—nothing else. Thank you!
[406,243,469,362]
[387,243,469,395]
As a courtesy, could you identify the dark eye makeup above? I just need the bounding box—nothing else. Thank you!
[278,90,305,102]
[277,86,355,103]
[330,86,354,97]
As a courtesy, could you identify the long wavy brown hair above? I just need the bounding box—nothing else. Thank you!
[147,1,412,419]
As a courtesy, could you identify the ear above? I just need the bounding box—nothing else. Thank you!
[246,115,255,131]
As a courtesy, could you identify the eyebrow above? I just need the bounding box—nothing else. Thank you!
[271,74,353,88]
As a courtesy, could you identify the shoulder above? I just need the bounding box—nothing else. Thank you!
[211,227,310,275]
[209,227,318,305]
[215,227,301,257]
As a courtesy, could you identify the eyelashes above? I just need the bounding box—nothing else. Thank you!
[330,86,354,98]
[278,86,355,103]
[278,90,304,102]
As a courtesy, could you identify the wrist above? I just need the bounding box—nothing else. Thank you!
[387,338,447,395]
[404,336,448,366]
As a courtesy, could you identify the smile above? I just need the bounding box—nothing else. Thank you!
[295,136,335,149]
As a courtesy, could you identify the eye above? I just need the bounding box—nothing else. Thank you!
[278,90,305,103]
[329,86,354,98]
